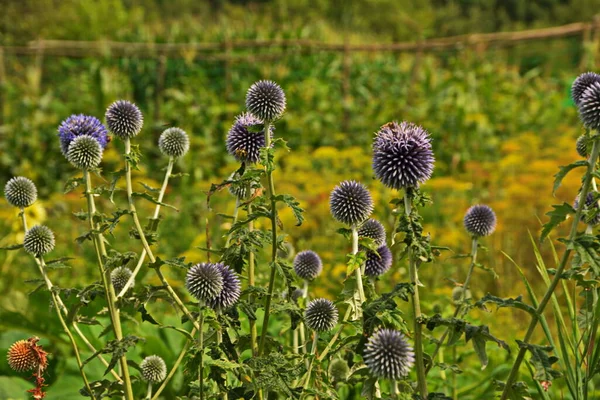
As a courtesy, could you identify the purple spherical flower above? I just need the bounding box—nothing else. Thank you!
[364,245,392,277]
[364,329,415,379]
[572,72,600,106]
[372,121,434,189]
[579,82,600,130]
[207,264,241,311]
[305,298,338,332]
[105,100,143,139]
[58,114,108,156]
[330,180,374,226]
[226,113,272,164]
[358,219,386,248]
[293,250,323,281]
[245,80,286,122]
[463,205,497,237]
[186,263,224,303]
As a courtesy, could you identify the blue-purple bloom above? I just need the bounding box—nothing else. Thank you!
[463,205,497,237]
[364,329,415,379]
[58,114,108,156]
[226,113,273,164]
[364,245,392,277]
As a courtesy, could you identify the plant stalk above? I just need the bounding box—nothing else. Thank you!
[303,332,319,387]
[146,382,153,400]
[500,138,600,399]
[352,225,366,313]
[247,202,258,356]
[199,310,205,400]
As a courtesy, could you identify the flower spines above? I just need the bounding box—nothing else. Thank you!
[7,340,38,372]
[358,218,386,247]
[4,176,37,208]
[574,192,600,226]
[226,113,272,164]
[245,80,286,122]
[293,250,323,281]
[577,134,591,158]
[578,81,600,130]
[66,135,103,169]
[23,225,55,256]
[140,355,167,383]
[207,263,241,311]
[186,263,224,303]
[364,245,392,277]
[158,127,189,158]
[572,72,600,106]
[463,205,497,237]
[304,298,338,332]
[372,121,435,189]
[364,329,415,379]
[58,114,108,156]
[111,267,133,293]
[330,180,374,226]
[105,100,143,139]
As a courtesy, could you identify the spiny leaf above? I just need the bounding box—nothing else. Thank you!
[541,203,574,242]
[274,194,304,226]
[552,160,587,195]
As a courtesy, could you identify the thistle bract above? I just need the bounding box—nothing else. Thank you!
[574,192,600,226]
[463,205,497,237]
[140,355,167,383]
[158,127,189,158]
[329,358,349,382]
[372,121,434,189]
[207,264,241,311]
[186,263,224,303]
[4,176,37,208]
[364,245,392,277]
[572,72,600,106]
[7,340,38,372]
[66,135,103,169]
[358,218,386,247]
[293,250,323,281]
[23,225,55,256]
[58,114,108,156]
[245,80,286,122]
[305,298,338,332]
[111,267,133,294]
[105,100,143,139]
[578,82,600,130]
[226,113,272,164]
[364,329,415,379]
[577,134,591,158]
[330,180,374,226]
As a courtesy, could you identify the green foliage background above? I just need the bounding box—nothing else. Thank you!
[1,0,600,398]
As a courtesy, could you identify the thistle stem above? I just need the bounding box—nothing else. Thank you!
[247,202,258,356]
[317,306,352,362]
[425,237,478,375]
[501,138,600,399]
[199,310,205,400]
[84,170,134,399]
[216,328,229,400]
[225,197,240,248]
[352,225,365,314]
[146,382,153,400]
[303,332,319,387]
[391,380,399,399]
[404,192,428,398]
[258,120,278,356]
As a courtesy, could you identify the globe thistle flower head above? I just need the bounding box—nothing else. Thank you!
[329,358,349,382]
[58,114,109,156]
[23,225,55,256]
[140,355,167,383]
[66,135,103,169]
[330,180,374,226]
[7,340,38,372]
[293,250,323,281]
[364,329,415,379]
[577,134,591,158]
[245,80,286,122]
[111,267,133,294]
[574,192,600,226]
[463,205,497,237]
[158,127,189,158]
[4,176,37,208]
[358,218,386,248]
[451,286,472,305]
[186,263,224,303]
[207,264,241,311]
[372,121,435,189]
[105,100,143,139]
[305,298,338,332]
[572,72,600,106]
[578,82,600,130]
[364,245,392,277]
[226,113,273,164]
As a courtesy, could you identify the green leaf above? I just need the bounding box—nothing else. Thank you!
[64,175,84,194]
[465,324,510,370]
[552,160,587,195]
[476,293,537,316]
[517,341,562,384]
[0,243,23,251]
[274,194,304,226]
[132,192,178,211]
[541,203,574,242]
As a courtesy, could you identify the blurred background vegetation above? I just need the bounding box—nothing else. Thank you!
[1,0,599,398]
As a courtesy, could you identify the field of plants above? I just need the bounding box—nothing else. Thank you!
[2,1,600,399]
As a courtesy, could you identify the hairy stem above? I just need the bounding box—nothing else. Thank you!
[145,382,153,400]
[352,225,365,314]
[391,380,399,399]
[500,138,600,399]
[303,332,319,387]
[247,202,258,356]
[405,192,428,398]
[258,121,278,356]
[84,170,134,399]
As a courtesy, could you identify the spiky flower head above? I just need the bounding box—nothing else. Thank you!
[574,192,600,226]
[111,267,133,294]
[572,72,600,106]
[66,135,103,169]
[158,127,189,158]
[4,176,37,208]
[58,114,109,156]
[577,134,592,158]
[372,121,435,189]
[305,298,338,332]
[364,245,392,277]
[227,171,253,200]
[329,358,349,382]
[293,250,323,281]
[364,329,415,380]
[358,219,386,248]
[140,355,167,383]
[105,100,143,139]
[226,112,273,164]
[578,82,600,130]
[7,340,38,372]
[463,205,497,237]
[330,180,374,226]
[186,263,224,303]
[451,286,472,305]
[23,225,55,256]
[207,264,241,311]
[245,80,286,122]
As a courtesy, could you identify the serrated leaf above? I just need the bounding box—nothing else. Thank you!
[541,203,574,242]
[274,194,304,226]
[552,160,588,195]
